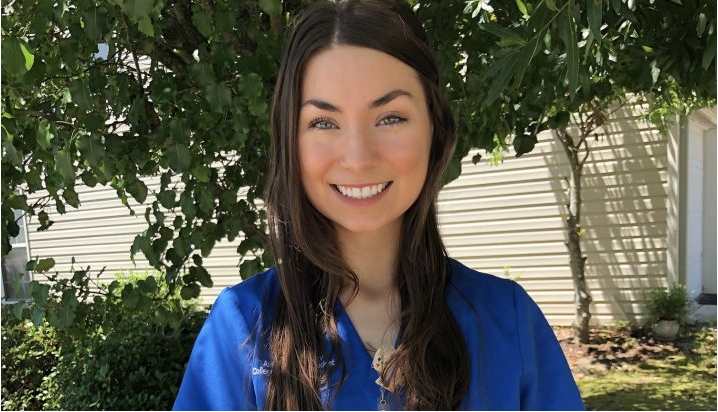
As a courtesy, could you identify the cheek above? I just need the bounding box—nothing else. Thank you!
[385,130,431,179]
[299,139,332,190]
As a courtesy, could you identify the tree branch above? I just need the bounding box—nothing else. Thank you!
[119,12,145,90]
[14,109,76,129]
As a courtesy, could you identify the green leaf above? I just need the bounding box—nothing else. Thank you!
[69,79,92,110]
[204,83,232,110]
[27,168,43,190]
[180,191,197,221]
[702,30,716,70]
[77,133,105,167]
[513,133,538,156]
[12,302,25,319]
[484,50,521,106]
[192,164,211,183]
[192,9,213,38]
[480,22,526,46]
[696,13,708,38]
[20,42,34,71]
[54,290,79,328]
[38,211,53,231]
[258,0,282,17]
[2,140,21,166]
[30,282,50,303]
[441,157,462,187]
[173,236,188,258]
[35,258,56,272]
[32,307,46,326]
[190,265,213,288]
[512,35,542,89]
[180,283,201,300]
[122,0,154,22]
[63,187,81,208]
[248,97,268,116]
[158,190,176,208]
[237,73,264,98]
[37,120,54,149]
[587,0,603,43]
[127,179,148,204]
[165,143,192,172]
[55,149,76,184]
[1,38,28,76]
[197,186,214,215]
[190,63,216,87]
[6,193,29,210]
[650,60,660,85]
[239,258,261,280]
[560,11,579,100]
[84,7,109,41]
[138,16,155,37]
[515,0,528,16]
[545,0,558,11]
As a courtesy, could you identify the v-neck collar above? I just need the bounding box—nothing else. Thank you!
[332,299,405,410]
[334,298,402,363]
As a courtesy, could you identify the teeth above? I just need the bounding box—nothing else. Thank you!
[336,182,388,199]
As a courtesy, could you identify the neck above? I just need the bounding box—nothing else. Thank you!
[336,219,401,302]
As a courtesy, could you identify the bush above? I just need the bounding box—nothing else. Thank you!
[644,284,691,324]
[1,273,208,410]
[0,310,59,411]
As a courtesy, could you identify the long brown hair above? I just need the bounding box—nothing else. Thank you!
[264,0,469,409]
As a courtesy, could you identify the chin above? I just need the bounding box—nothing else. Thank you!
[333,215,401,235]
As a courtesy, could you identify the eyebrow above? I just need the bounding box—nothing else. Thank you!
[301,89,413,112]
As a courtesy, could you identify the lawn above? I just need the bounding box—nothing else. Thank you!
[555,325,717,411]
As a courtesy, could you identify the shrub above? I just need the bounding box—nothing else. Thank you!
[1,272,208,410]
[0,309,59,411]
[42,306,206,410]
[644,284,691,324]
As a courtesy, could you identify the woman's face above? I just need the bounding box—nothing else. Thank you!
[298,45,433,235]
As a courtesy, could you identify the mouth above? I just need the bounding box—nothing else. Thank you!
[331,181,393,200]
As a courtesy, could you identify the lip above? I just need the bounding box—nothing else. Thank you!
[331,181,393,206]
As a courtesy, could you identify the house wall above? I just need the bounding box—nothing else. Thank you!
[440,103,671,325]
[702,127,717,294]
[21,103,706,325]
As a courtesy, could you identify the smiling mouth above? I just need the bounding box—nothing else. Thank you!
[331,182,393,200]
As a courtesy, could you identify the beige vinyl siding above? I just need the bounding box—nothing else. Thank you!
[439,104,670,324]
[23,103,682,323]
[25,175,246,304]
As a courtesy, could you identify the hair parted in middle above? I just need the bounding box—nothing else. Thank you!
[264,0,470,409]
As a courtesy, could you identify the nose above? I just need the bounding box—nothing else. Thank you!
[339,125,377,171]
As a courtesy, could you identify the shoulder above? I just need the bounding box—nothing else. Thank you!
[209,266,281,328]
[447,257,521,305]
[446,257,541,330]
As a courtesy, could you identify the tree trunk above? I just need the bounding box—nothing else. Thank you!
[558,129,593,343]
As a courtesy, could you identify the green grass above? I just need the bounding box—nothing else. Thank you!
[576,327,717,411]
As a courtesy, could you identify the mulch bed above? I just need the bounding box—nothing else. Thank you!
[553,325,717,377]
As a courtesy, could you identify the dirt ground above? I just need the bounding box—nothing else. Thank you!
[553,325,717,378]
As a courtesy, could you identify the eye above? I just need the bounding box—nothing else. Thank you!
[309,116,337,130]
[377,114,407,127]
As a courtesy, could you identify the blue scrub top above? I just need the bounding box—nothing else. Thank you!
[173,258,585,410]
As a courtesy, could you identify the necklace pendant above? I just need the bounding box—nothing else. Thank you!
[377,392,390,411]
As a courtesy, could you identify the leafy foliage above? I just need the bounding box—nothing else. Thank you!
[1,0,715,329]
[0,310,59,411]
[1,272,207,410]
[644,284,691,324]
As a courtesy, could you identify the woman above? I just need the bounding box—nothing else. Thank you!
[174,0,584,410]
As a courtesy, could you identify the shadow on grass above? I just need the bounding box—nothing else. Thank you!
[582,381,717,411]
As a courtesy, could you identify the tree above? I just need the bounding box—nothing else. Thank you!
[425,0,715,342]
[2,0,715,338]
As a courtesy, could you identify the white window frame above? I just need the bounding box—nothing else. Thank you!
[1,207,33,303]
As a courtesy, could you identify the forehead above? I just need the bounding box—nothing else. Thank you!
[300,45,424,104]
